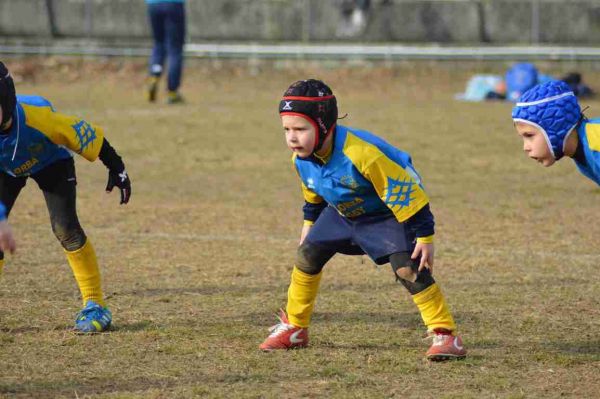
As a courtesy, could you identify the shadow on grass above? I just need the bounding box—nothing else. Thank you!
[0,377,182,397]
[245,310,425,329]
[0,322,156,335]
[113,285,280,297]
[0,326,44,334]
[0,325,70,334]
[113,281,430,299]
[0,374,274,397]
[313,311,421,327]
[110,320,156,332]
[550,340,600,355]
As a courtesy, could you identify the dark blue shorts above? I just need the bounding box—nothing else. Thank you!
[304,206,415,265]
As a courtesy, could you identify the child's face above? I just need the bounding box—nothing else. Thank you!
[281,115,316,158]
[515,121,555,167]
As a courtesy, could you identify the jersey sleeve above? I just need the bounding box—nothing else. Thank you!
[301,182,327,223]
[292,154,326,223]
[404,203,435,242]
[23,104,105,161]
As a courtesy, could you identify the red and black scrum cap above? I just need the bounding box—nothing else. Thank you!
[279,79,338,151]
[0,61,16,128]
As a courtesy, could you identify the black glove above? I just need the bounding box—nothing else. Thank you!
[99,138,131,204]
[106,169,131,204]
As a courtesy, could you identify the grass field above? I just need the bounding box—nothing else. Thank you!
[0,57,599,398]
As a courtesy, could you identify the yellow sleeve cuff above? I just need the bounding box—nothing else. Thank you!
[416,235,434,244]
[303,220,314,226]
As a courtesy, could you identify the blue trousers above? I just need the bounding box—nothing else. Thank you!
[147,2,185,92]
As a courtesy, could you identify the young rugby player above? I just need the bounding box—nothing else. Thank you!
[260,79,467,361]
[0,61,131,332]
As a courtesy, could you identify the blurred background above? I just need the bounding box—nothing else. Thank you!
[2,2,600,398]
[3,0,600,59]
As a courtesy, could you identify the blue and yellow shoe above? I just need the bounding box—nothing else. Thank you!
[75,300,112,333]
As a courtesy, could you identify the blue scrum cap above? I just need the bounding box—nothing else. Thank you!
[512,80,581,160]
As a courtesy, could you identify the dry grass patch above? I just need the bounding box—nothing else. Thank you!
[0,57,598,398]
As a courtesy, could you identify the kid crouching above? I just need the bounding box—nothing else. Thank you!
[513,80,600,185]
[0,61,131,332]
[259,79,466,361]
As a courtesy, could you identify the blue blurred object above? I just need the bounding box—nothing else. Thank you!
[561,72,595,98]
[506,63,539,102]
[455,75,503,101]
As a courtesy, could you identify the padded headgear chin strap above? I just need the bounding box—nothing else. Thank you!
[279,79,338,153]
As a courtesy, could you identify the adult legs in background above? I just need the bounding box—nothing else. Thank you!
[165,1,185,102]
[147,2,167,102]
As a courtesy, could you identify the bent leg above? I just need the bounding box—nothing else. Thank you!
[390,252,456,332]
[287,242,336,328]
[34,159,105,307]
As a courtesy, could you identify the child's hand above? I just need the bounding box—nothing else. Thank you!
[411,242,434,273]
[106,169,131,205]
[300,224,312,244]
[0,220,16,254]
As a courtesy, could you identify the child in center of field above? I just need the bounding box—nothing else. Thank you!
[259,79,466,361]
[512,80,600,185]
[0,61,131,333]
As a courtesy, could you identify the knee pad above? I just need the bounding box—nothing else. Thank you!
[389,252,435,295]
[51,222,86,251]
[295,242,333,275]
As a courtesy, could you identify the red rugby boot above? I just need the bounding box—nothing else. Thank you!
[426,329,467,361]
[259,309,308,351]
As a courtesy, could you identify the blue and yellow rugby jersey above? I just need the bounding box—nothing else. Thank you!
[294,125,433,238]
[573,118,600,185]
[0,95,104,177]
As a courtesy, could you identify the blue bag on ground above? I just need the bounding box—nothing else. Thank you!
[505,63,538,102]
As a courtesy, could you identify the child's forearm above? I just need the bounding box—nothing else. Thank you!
[302,201,326,223]
[98,138,125,172]
[406,203,435,241]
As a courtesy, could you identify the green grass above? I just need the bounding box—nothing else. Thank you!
[0,57,598,398]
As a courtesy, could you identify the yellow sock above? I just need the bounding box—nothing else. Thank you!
[286,266,323,328]
[65,239,105,307]
[412,283,456,333]
[0,259,4,278]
